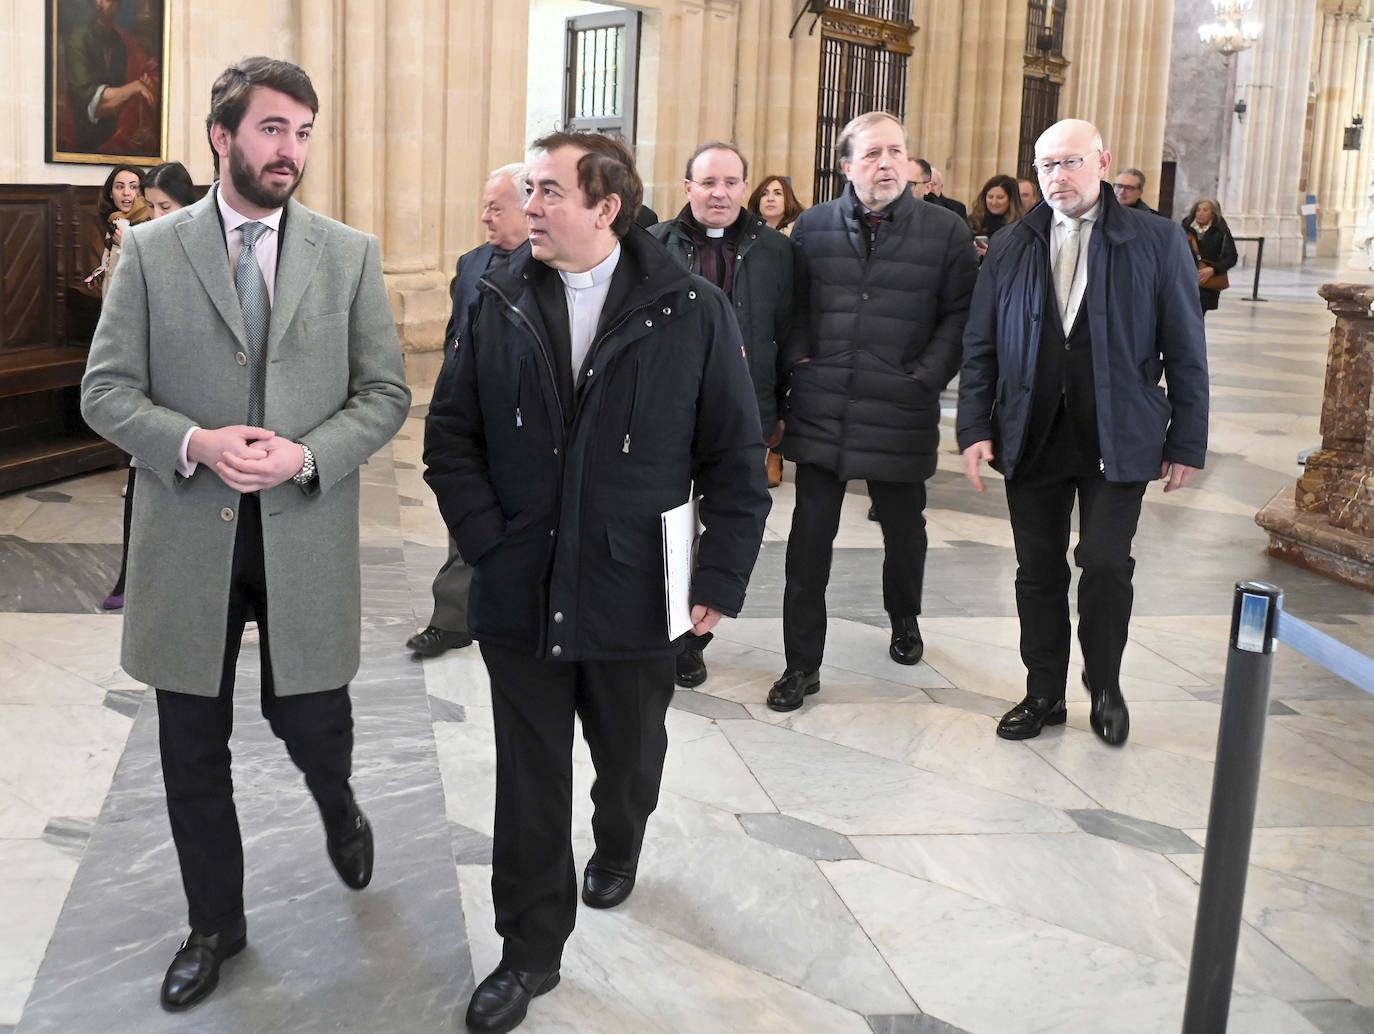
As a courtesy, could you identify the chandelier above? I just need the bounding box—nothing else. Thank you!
[1199,0,1262,57]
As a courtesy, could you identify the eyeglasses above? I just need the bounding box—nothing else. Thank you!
[1113,182,1142,192]
[1033,150,1101,176]
[689,178,744,191]
[912,179,931,185]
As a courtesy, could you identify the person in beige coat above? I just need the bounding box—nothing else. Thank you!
[80,57,410,1012]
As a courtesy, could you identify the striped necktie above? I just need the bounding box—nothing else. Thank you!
[1054,218,1081,322]
[236,221,270,425]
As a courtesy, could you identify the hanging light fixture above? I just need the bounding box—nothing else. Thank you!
[1199,0,1262,57]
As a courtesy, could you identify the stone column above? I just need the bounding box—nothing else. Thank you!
[1221,0,1317,263]
[1256,283,1374,591]
[1307,2,1374,257]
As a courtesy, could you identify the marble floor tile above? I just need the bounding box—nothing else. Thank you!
[659,710,776,815]
[721,719,1077,836]
[822,858,1323,1034]
[1170,852,1374,1009]
[849,832,1330,1001]
[0,841,80,1026]
[457,865,877,1033]
[778,701,1100,810]
[0,705,133,838]
[0,614,140,693]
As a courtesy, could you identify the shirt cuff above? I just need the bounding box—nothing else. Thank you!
[177,427,199,478]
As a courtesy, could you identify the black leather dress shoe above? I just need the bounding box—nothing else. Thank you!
[1084,674,1130,746]
[767,668,820,712]
[996,695,1068,740]
[406,625,473,657]
[159,917,247,1011]
[466,966,560,1033]
[582,858,637,909]
[675,645,707,688]
[889,615,924,666]
[326,799,374,889]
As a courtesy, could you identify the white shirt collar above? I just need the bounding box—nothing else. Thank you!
[1053,198,1101,231]
[559,243,620,291]
[216,183,284,234]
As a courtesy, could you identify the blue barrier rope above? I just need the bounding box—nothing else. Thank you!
[1275,608,1374,696]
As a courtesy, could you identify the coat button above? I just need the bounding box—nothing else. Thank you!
[220,507,234,521]
[554,612,564,623]
[662,306,671,315]
[644,319,653,327]
[688,290,697,299]
[553,447,559,456]
[861,292,870,301]
[551,645,563,657]
[235,352,248,365]
[587,369,594,377]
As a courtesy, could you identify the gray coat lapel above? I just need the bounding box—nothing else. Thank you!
[175,190,247,348]
[269,198,326,355]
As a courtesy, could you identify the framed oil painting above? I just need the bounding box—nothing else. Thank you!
[47,0,170,165]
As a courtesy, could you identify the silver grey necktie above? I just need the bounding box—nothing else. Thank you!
[1054,218,1081,322]
[236,221,270,425]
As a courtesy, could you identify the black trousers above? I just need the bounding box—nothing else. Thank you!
[1004,465,1147,702]
[782,462,928,673]
[480,641,674,971]
[156,494,354,935]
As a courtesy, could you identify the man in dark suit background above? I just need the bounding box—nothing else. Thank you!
[82,57,410,1011]
[958,118,1208,748]
[406,162,531,659]
[926,164,968,222]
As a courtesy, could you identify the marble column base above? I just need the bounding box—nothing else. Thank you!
[1256,489,1374,593]
[385,270,451,354]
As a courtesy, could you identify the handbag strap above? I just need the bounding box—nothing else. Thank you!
[1185,229,1202,265]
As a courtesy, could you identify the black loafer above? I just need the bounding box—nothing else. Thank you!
[1084,674,1130,746]
[582,858,637,909]
[326,799,374,889]
[767,668,820,712]
[889,615,924,666]
[465,966,560,1033]
[996,695,1068,740]
[406,625,473,657]
[675,645,707,688]
[159,917,247,1011]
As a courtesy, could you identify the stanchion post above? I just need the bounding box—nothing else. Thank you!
[1181,581,1282,1034]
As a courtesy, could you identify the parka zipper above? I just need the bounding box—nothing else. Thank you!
[622,359,640,453]
[481,278,566,428]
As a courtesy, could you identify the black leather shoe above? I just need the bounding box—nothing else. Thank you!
[582,858,637,909]
[889,615,924,666]
[466,966,560,1033]
[325,799,374,889]
[767,668,820,712]
[159,918,247,1011]
[996,695,1068,740]
[675,645,707,688]
[1084,673,1130,746]
[406,625,473,657]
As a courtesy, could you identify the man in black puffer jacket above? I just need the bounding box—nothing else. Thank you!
[768,111,979,713]
[425,132,769,1034]
[650,140,792,690]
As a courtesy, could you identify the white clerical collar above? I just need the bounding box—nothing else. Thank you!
[215,183,284,234]
[559,243,621,290]
[705,226,725,239]
[1053,198,1100,230]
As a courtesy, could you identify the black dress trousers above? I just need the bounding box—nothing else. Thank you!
[1004,415,1147,702]
[156,493,355,935]
[480,640,674,972]
[782,462,928,673]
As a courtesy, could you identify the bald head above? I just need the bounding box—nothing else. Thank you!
[1033,118,1111,218]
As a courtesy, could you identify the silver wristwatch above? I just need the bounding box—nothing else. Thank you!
[292,442,317,485]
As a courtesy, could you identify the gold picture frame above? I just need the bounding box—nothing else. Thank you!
[47,0,171,166]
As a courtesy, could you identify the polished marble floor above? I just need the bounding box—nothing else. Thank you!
[1,256,1373,1034]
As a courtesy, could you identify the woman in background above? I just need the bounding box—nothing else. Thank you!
[748,175,805,236]
[1183,198,1238,316]
[93,164,150,297]
[103,161,195,611]
[968,174,1024,260]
